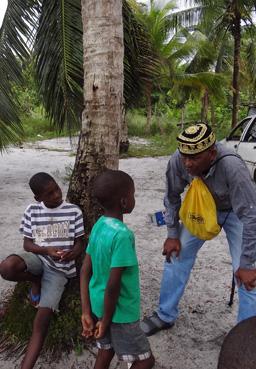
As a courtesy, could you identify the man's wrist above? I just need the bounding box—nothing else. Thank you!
[167,227,179,239]
[240,256,256,269]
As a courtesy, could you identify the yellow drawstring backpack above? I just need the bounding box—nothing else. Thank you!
[179,177,220,240]
[179,154,238,240]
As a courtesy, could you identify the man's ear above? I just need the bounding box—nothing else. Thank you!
[209,145,217,160]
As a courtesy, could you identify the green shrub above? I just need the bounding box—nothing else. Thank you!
[21,107,77,142]
[126,109,147,137]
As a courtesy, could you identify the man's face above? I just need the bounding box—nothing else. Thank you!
[181,147,217,176]
[36,180,63,208]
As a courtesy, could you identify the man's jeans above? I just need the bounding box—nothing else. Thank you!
[157,211,256,323]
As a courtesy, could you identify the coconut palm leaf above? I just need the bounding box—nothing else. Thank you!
[34,0,83,132]
[0,0,37,150]
[0,0,159,145]
[174,71,227,100]
[123,0,159,107]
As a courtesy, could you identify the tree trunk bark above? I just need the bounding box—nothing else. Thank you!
[180,105,185,131]
[145,82,152,134]
[231,9,241,128]
[119,107,129,154]
[67,0,124,234]
[210,100,216,131]
[200,89,209,123]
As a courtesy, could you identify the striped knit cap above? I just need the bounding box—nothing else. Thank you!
[177,123,216,155]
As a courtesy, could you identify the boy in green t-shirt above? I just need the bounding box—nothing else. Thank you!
[80,170,155,369]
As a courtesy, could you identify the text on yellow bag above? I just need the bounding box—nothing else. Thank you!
[179,177,221,240]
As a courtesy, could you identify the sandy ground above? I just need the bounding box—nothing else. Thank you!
[0,138,238,369]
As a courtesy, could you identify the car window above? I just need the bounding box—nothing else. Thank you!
[227,118,251,141]
[244,119,256,142]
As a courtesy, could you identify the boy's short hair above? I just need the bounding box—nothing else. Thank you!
[217,317,256,369]
[93,169,133,209]
[29,172,55,196]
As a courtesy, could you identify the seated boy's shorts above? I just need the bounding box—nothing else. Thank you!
[96,320,152,362]
[18,252,68,312]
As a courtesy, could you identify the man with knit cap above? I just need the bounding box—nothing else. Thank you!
[141,123,256,336]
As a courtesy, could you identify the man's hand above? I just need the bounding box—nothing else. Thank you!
[81,313,95,338]
[162,238,181,263]
[235,268,256,291]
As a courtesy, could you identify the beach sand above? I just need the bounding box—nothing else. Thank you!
[0,139,237,368]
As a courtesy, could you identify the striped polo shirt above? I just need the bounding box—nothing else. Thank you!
[19,201,85,277]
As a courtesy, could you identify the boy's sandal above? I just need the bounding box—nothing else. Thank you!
[140,312,173,336]
[28,289,40,308]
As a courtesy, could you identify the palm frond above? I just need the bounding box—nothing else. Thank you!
[246,42,256,82]
[0,0,160,137]
[174,71,227,98]
[0,0,37,150]
[123,0,159,107]
[34,0,83,132]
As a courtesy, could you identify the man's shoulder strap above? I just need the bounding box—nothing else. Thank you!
[209,153,239,169]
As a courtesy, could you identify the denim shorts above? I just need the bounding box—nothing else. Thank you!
[18,252,68,312]
[96,320,152,362]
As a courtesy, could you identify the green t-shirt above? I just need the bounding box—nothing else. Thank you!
[86,216,140,323]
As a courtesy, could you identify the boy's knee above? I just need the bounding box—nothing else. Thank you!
[0,260,11,280]
[0,255,25,280]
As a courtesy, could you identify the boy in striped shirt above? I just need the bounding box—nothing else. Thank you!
[0,172,84,369]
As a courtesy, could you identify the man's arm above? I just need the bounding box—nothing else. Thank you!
[163,152,188,261]
[95,267,125,339]
[164,151,188,239]
[224,156,256,289]
[80,254,95,338]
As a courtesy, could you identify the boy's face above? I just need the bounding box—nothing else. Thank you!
[123,182,135,214]
[36,180,63,208]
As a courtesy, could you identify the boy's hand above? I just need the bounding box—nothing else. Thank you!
[57,249,77,262]
[45,247,62,259]
[81,314,95,338]
[94,320,108,339]
[59,236,84,262]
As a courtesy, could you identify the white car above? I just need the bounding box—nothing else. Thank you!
[221,115,256,183]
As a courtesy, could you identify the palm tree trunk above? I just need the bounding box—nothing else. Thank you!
[120,107,129,154]
[67,0,123,234]
[231,10,241,128]
[145,82,152,134]
[201,89,209,122]
[210,100,216,131]
[180,105,185,130]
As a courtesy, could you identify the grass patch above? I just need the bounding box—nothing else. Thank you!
[0,280,87,358]
[121,132,179,158]
[21,109,78,142]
